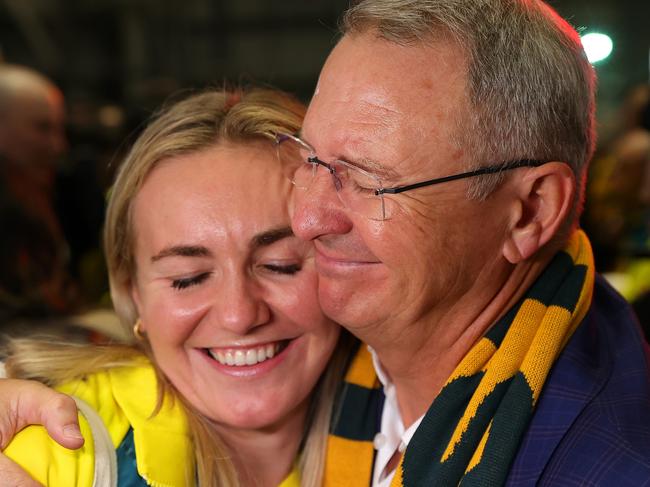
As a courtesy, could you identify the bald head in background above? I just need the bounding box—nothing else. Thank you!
[0,64,67,189]
[0,65,73,319]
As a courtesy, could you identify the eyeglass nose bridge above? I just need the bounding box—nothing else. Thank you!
[281,138,386,221]
[306,156,388,221]
[308,156,343,191]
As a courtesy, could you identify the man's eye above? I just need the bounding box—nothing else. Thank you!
[335,167,375,194]
[171,272,211,290]
[263,264,302,275]
[347,176,377,195]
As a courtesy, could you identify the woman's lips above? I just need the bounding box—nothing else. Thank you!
[201,339,297,378]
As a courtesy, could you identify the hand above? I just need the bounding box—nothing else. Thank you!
[0,379,84,450]
[0,379,83,487]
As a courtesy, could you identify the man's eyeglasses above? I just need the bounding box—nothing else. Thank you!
[275,133,546,221]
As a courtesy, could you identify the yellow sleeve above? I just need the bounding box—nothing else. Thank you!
[2,411,96,487]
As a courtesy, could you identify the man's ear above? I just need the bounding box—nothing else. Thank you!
[502,162,575,264]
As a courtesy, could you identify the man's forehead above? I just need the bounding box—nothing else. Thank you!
[311,34,466,110]
[302,34,468,178]
[305,33,467,157]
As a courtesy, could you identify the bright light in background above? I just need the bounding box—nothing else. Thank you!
[581,32,614,64]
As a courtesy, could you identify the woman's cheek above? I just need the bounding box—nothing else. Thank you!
[144,288,210,334]
[281,273,325,327]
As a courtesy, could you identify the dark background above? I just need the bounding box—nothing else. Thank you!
[1,0,649,314]
[1,0,648,136]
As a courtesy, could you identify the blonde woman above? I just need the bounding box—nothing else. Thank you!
[1,88,355,486]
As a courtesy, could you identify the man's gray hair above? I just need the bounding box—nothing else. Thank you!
[341,0,596,221]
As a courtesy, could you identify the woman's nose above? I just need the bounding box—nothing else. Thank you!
[213,276,271,335]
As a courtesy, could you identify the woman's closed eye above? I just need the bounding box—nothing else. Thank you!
[171,272,211,290]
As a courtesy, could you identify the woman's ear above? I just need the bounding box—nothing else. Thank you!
[130,281,145,331]
[502,162,575,264]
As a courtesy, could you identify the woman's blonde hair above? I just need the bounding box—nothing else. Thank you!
[6,87,356,486]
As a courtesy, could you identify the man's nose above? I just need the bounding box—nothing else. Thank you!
[213,276,271,335]
[289,168,353,242]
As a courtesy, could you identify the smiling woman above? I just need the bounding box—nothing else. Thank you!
[1,88,355,487]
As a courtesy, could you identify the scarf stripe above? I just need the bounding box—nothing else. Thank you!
[324,345,383,485]
[324,230,594,487]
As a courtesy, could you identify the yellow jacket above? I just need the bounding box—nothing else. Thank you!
[3,361,300,487]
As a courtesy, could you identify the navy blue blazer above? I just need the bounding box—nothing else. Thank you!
[507,275,650,485]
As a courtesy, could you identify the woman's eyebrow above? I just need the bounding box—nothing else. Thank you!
[251,226,294,250]
[150,245,211,263]
[149,228,293,262]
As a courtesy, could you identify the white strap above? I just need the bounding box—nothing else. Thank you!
[0,362,6,378]
[72,397,117,487]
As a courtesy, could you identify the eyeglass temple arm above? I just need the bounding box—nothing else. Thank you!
[376,159,546,195]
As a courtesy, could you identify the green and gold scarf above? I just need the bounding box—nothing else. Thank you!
[324,230,595,486]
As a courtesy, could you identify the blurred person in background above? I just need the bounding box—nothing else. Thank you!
[584,84,650,268]
[583,84,650,337]
[0,63,77,324]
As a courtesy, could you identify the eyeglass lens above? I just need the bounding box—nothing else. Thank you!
[277,136,388,220]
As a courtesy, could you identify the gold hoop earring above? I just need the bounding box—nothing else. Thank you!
[133,319,146,340]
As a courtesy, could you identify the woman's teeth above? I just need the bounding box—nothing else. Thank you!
[208,342,284,366]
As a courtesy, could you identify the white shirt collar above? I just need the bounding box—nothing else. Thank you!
[369,346,424,487]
